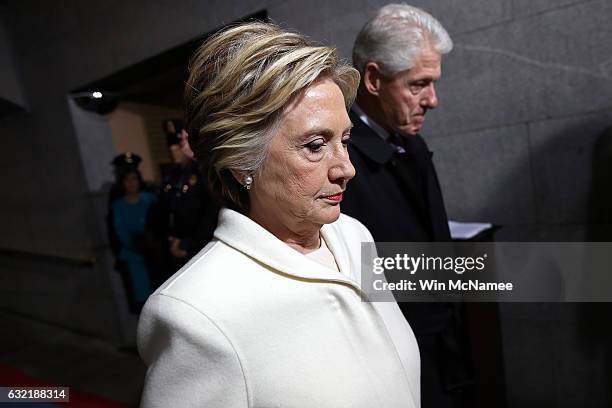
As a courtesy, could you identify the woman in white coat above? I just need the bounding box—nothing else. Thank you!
[138,22,420,408]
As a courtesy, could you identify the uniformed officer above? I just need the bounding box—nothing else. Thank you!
[147,120,218,283]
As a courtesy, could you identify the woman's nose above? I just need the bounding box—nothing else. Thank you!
[329,144,356,183]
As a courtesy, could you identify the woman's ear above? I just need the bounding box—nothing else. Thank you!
[230,169,254,190]
[363,62,383,96]
[230,169,246,186]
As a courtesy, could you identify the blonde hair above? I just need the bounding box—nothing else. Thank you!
[185,22,359,212]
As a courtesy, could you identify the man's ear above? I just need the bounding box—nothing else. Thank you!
[363,62,383,96]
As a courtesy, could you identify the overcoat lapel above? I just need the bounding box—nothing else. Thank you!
[348,111,432,235]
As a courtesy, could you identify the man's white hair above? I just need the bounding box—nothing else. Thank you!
[352,3,453,77]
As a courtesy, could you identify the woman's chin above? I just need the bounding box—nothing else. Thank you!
[317,205,341,224]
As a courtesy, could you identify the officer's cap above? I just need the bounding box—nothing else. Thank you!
[111,152,142,167]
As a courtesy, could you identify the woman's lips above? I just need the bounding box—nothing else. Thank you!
[322,193,343,202]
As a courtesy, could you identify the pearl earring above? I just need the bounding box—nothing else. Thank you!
[244,175,253,190]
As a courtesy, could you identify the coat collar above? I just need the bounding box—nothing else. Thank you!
[214,208,363,291]
[352,103,391,141]
[348,110,395,164]
[349,110,435,162]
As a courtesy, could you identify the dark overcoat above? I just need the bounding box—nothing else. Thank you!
[342,110,472,407]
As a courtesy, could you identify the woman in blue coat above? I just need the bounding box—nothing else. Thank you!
[111,167,157,311]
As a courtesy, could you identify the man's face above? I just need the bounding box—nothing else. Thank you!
[377,47,442,136]
[169,144,188,165]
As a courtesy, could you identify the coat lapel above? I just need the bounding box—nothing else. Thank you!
[348,110,394,165]
[214,208,362,291]
[349,111,433,237]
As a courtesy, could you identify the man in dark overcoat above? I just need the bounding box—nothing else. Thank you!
[341,4,472,408]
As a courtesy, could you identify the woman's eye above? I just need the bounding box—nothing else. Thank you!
[305,140,325,153]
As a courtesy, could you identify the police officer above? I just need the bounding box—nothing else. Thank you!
[148,120,218,283]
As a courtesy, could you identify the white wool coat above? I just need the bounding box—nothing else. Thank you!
[138,208,420,407]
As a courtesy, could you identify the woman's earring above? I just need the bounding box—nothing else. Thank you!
[244,174,253,190]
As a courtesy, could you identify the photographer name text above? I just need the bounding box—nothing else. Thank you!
[373,279,513,292]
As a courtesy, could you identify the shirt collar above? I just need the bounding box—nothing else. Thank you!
[352,103,391,141]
